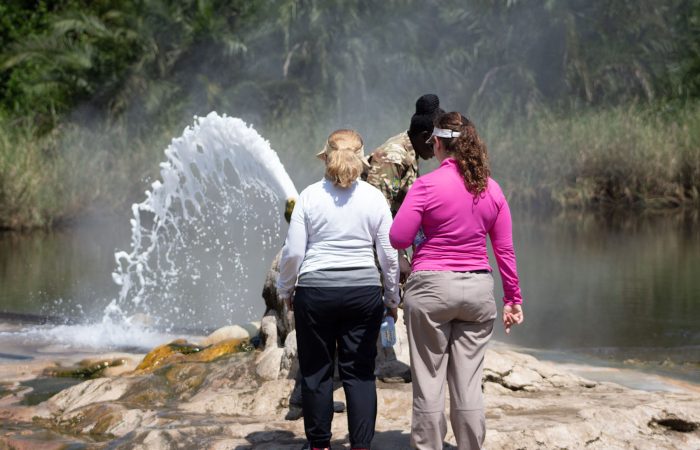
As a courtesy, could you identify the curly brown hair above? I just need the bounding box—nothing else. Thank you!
[434,112,490,195]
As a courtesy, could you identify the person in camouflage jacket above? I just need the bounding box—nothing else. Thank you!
[365,132,418,217]
[364,94,443,279]
[365,94,442,216]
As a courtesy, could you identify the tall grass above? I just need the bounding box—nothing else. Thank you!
[0,121,44,229]
[1,103,699,230]
[0,117,171,229]
[485,103,700,210]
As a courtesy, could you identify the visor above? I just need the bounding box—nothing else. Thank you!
[427,127,461,144]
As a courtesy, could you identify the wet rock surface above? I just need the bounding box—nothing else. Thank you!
[1,343,699,449]
[42,357,129,380]
[135,337,253,373]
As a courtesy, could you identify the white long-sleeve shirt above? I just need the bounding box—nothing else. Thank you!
[277,178,400,308]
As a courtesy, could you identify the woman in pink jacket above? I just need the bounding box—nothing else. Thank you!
[390,111,524,450]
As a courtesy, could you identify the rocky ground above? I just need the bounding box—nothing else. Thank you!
[1,332,699,450]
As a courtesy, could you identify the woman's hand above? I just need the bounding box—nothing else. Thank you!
[503,304,524,334]
[386,307,398,322]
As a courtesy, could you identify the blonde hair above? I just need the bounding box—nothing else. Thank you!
[325,149,363,188]
[322,129,365,188]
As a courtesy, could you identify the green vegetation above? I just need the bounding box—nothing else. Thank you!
[0,118,173,228]
[486,104,700,209]
[1,0,700,228]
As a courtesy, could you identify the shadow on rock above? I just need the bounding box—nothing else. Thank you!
[235,429,304,449]
[371,429,412,449]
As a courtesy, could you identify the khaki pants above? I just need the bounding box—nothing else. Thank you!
[403,271,497,450]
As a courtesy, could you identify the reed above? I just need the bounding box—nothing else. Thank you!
[0,118,170,229]
[485,103,700,210]
[1,103,700,230]
[0,120,44,229]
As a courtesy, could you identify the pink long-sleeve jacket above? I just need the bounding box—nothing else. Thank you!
[389,157,523,305]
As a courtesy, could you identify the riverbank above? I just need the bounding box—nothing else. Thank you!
[1,333,699,449]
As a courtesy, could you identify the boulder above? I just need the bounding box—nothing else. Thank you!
[200,322,260,347]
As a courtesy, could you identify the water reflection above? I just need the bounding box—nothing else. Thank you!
[0,220,129,320]
[0,209,698,377]
[493,209,700,378]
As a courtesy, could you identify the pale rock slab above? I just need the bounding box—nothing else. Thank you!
[41,377,132,415]
[200,322,260,346]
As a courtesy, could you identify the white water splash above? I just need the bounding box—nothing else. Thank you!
[0,321,181,353]
[111,112,297,331]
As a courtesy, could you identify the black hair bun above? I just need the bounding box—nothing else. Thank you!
[415,94,440,115]
[409,94,443,135]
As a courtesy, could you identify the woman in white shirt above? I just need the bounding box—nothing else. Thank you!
[277,129,399,450]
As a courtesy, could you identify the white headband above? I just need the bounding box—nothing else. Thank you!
[430,127,461,139]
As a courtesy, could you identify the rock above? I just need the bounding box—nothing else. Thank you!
[279,330,298,379]
[180,377,293,419]
[501,366,544,391]
[136,338,250,373]
[256,346,285,381]
[200,323,260,347]
[135,340,200,372]
[483,381,513,395]
[0,384,10,400]
[120,375,173,407]
[42,358,129,379]
[261,250,296,347]
[0,430,87,449]
[163,363,208,399]
[51,403,158,437]
[3,339,700,449]
[484,350,516,376]
[102,356,138,377]
[260,313,278,350]
[262,250,283,315]
[41,377,132,415]
[141,430,172,450]
[250,379,295,416]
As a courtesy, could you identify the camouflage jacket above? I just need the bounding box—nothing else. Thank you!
[364,131,418,217]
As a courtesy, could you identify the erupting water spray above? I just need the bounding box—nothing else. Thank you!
[110,112,297,332]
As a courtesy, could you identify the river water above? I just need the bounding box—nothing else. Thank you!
[496,209,700,384]
[0,209,698,383]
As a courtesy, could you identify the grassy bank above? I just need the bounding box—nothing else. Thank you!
[486,103,700,210]
[0,118,171,229]
[1,104,700,230]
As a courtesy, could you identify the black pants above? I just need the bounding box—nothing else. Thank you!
[294,285,384,449]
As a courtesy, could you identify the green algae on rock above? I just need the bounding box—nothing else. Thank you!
[42,358,127,379]
[0,383,11,399]
[135,338,252,373]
